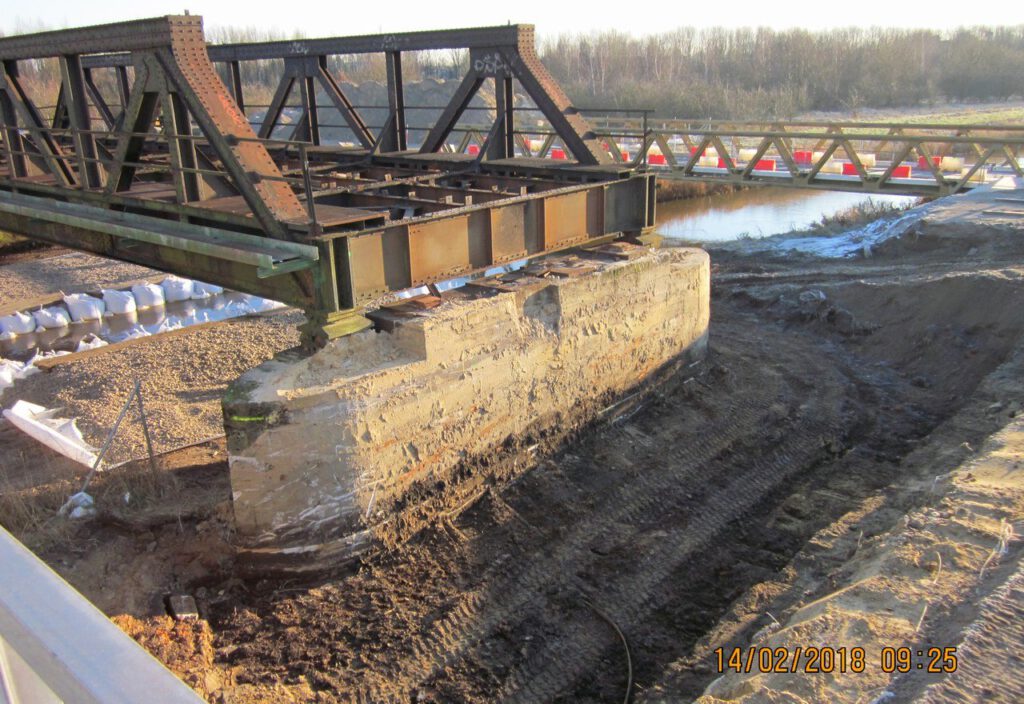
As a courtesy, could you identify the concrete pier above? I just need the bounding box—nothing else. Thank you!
[223,244,710,568]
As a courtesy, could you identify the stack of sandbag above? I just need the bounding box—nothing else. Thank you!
[101,289,137,315]
[63,293,106,322]
[131,282,165,309]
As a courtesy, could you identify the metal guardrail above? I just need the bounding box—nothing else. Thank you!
[569,115,1024,196]
[0,526,203,703]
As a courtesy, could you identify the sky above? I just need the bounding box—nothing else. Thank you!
[3,0,1023,38]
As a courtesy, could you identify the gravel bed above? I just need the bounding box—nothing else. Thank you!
[0,310,302,466]
[0,251,157,304]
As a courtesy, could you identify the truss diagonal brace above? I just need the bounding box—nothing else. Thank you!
[419,71,484,155]
[156,17,308,235]
[316,60,374,148]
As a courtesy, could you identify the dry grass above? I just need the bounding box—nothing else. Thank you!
[797,100,1024,125]
[0,447,182,551]
[91,457,183,516]
[0,230,48,256]
[807,197,919,234]
[0,230,27,251]
[655,179,743,203]
[0,467,78,550]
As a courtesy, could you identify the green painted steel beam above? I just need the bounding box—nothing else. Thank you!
[0,190,318,272]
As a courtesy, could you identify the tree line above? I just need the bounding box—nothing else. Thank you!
[205,24,1024,119]
[3,24,1022,120]
[539,26,1024,118]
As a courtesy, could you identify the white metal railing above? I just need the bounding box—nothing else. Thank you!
[0,526,204,703]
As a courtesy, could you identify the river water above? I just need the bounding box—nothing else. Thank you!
[656,187,918,242]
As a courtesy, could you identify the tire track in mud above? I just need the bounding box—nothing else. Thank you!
[915,560,1024,704]
[494,335,849,701]
[360,375,768,695]
[501,424,846,700]
[209,314,858,703]
[352,320,851,701]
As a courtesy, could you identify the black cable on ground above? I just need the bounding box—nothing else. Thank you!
[582,597,634,704]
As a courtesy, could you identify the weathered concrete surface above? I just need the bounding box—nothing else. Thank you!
[223,244,710,566]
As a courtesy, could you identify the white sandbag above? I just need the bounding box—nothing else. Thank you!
[59,491,96,519]
[2,400,99,468]
[0,311,36,337]
[0,358,39,393]
[161,275,194,302]
[101,288,137,315]
[32,306,71,329]
[191,281,224,299]
[75,334,108,352]
[131,282,165,309]
[120,325,151,341]
[63,293,106,322]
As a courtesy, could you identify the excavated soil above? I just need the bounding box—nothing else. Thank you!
[3,195,1024,702]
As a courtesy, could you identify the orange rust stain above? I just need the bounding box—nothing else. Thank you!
[476,413,511,440]
[395,412,510,483]
[399,448,446,483]
[374,436,401,452]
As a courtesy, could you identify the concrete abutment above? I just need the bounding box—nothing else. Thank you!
[223,244,710,570]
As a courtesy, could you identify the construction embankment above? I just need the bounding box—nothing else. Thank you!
[223,244,710,567]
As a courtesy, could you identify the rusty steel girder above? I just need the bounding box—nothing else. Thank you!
[0,16,653,347]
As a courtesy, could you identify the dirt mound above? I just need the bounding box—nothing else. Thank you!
[114,614,222,697]
[874,219,1024,263]
[727,267,1024,406]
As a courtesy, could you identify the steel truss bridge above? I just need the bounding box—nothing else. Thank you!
[1,16,1022,344]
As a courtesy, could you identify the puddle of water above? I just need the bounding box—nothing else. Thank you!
[656,187,918,242]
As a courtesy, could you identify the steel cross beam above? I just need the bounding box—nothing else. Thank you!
[0,17,652,348]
